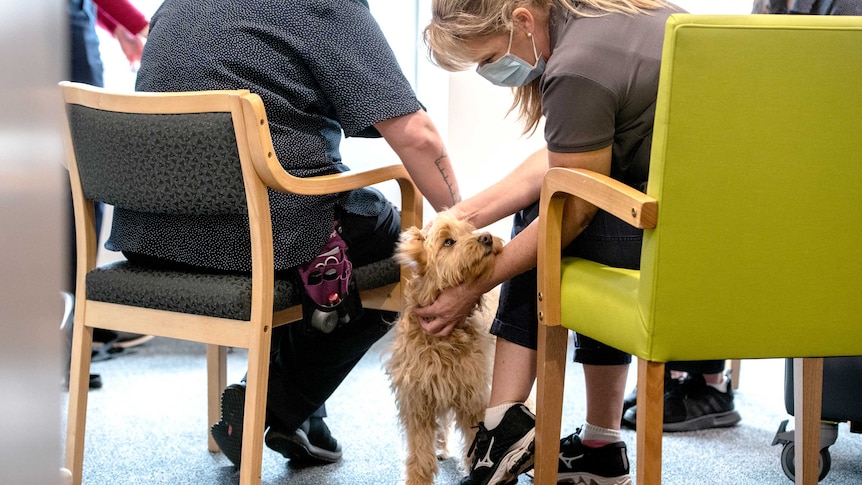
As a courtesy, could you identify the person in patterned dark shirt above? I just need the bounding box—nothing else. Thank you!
[125,0,462,469]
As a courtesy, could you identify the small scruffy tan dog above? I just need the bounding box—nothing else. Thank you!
[385,212,503,485]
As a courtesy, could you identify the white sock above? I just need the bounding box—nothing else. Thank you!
[484,402,521,430]
[582,422,621,444]
[707,376,728,393]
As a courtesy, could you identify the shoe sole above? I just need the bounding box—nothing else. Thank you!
[210,384,246,468]
[621,409,741,432]
[558,472,632,485]
[265,428,342,465]
[481,428,535,485]
[663,410,741,432]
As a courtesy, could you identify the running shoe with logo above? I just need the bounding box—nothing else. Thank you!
[557,429,631,485]
[459,403,536,485]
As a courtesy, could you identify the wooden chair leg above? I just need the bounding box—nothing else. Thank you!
[207,344,228,452]
[793,357,823,485]
[636,360,665,485]
[534,324,569,485]
[729,359,741,390]
[238,327,273,485]
[65,311,95,485]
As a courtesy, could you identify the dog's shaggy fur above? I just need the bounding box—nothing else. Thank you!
[384,212,503,485]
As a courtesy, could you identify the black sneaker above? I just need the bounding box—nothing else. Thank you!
[622,372,741,432]
[459,403,535,485]
[265,416,342,466]
[211,383,246,469]
[557,430,631,485]
[621,370,681,429]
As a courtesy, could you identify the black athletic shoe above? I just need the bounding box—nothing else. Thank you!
[557,430,631,485]
[459,403,535,485]
[211,384,246,469]
[621,369,680,429]
[265,416,342,466]
[622,372,741,432]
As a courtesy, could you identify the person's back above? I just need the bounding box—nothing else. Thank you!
[125,0,422,271]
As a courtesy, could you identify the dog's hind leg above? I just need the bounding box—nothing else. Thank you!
[435,411,454,460]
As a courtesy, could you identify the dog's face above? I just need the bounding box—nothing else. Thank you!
[397,212,503,292]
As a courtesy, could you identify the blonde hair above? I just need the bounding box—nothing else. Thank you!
[425,0,668,133]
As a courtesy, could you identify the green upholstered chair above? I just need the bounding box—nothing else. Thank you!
[60,82,422,485]
[534,14,862,485]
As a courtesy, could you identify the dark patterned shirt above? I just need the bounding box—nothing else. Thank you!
[109,0,420,271]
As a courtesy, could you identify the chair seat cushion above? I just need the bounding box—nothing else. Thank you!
[86,258,399,321]
[560,257,650,359]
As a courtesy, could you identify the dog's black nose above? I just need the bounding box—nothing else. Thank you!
[478,233,492,246]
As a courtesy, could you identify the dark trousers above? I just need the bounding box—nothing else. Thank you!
[125,201,402,431]
[264,204,401,430]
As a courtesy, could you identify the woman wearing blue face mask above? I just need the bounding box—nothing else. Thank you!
[415,1,685,484]
[475,27,546,87]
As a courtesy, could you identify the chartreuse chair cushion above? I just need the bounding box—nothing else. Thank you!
[560,259,648,356]
[559,14,862,363]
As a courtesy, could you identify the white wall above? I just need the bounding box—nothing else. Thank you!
[0,1,65,483]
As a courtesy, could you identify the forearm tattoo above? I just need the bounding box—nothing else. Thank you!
[434,151,460,205]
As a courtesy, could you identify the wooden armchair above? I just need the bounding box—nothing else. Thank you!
[534,14,862,485]
[60,81,421,485]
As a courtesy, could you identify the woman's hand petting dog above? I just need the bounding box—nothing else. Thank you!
[413,277,486,337]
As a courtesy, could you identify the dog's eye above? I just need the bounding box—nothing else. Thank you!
[443,238,455,247]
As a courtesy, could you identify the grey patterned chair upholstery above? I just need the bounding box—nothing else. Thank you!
[60,81,422,485]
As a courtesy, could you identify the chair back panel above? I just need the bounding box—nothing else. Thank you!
[640,15,862,360]
[65,101,247,215]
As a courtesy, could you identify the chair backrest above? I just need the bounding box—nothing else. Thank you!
[62,84,254,215]
[640,15,862,359]
[61,83,276,311]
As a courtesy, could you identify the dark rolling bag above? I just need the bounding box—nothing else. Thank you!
[772,356,862,481]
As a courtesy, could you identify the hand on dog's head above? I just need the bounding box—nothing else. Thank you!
[396,211,503,296]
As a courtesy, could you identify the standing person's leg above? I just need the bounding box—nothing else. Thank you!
[662,360,740,432]
[65,0,109,389]
[622,358,741,431]
[669,359,740,432]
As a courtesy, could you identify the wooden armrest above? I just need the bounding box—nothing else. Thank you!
[540,167,657,230]
[239,93,422,231]
[537,168,656,328]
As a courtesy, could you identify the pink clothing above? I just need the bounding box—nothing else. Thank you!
[95,0,148,36]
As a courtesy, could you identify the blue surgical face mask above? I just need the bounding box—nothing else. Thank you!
[476,27,546,87]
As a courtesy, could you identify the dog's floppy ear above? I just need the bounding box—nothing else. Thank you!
[395,226,427,272]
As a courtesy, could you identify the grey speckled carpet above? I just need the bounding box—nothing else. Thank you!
[61,333,862,484]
